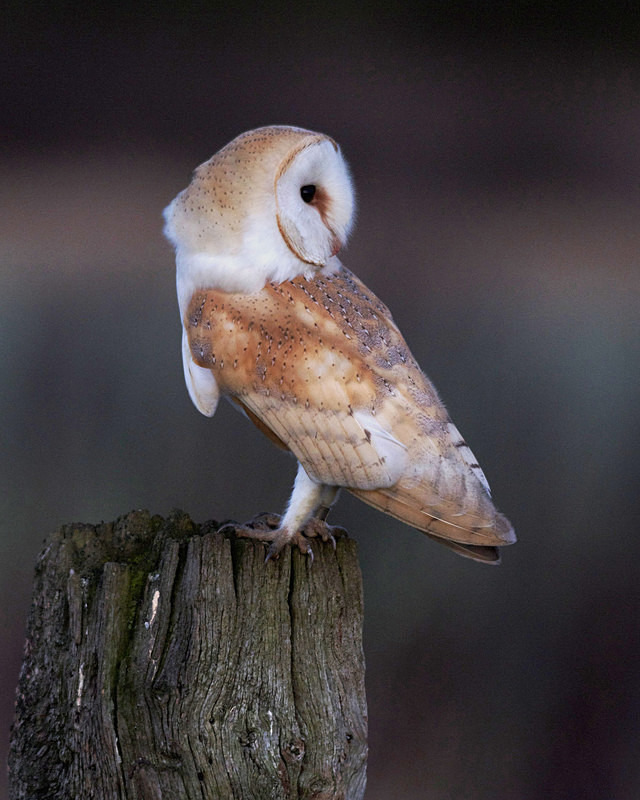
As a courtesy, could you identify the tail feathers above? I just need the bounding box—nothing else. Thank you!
[349,484,515,550]
[425,536,501,564]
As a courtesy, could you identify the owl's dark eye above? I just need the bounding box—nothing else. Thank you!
[300,184,316,203]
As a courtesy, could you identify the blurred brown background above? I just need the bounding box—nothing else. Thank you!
[2,3,639,798]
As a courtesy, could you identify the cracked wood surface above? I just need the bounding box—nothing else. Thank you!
[9,510,367,799]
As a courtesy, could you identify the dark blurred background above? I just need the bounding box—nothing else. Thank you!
[2,3,640,797]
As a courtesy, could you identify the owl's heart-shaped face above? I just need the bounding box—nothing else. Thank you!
[274,136,354,266]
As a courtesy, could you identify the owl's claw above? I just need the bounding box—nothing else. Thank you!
[302,519,346,550]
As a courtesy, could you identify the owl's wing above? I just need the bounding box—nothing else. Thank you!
[235,375,409,490]
[186,267,514,550]
[236,386,512,552]
[238,371,512,547]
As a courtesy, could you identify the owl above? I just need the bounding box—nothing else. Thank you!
[164,126,515,563]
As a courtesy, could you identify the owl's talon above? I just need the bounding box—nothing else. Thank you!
[264,541,281,563]
[292,531,314,562]
[302,519,345,549]
[263,534,314,563]
[263,529,313,562]
[217,522,238,536]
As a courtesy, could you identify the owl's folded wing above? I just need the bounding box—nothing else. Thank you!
[237,384,513,550]
[186,269,514,552]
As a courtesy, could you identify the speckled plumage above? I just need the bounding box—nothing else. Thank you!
[186,265,514,560]
[165,125,515,562]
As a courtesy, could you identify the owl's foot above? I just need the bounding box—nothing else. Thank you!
[221,521,310,561]
[264,519,346,562]
[220,514,343,563]
[265,529,312,562]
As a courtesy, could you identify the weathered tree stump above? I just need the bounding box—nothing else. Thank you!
[8,510,367,799]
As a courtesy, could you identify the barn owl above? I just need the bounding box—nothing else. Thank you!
[164,125,515,563]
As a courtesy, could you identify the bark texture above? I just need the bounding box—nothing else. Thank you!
[9,510,367,799]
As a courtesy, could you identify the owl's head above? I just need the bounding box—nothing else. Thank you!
[164,126,355,310]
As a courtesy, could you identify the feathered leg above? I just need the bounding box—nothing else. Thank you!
[225,463,341,560]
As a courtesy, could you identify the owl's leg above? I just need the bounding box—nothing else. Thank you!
[227,464,343,560]
[315,485,339,521]
[248,485,340,531]
[264,463,327,560]
[268,470,347,558]
[301,485,346,549]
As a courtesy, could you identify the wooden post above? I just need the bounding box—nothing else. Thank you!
[8,510,367,799]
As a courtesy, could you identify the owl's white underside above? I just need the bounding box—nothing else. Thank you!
[172,245,343,322]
